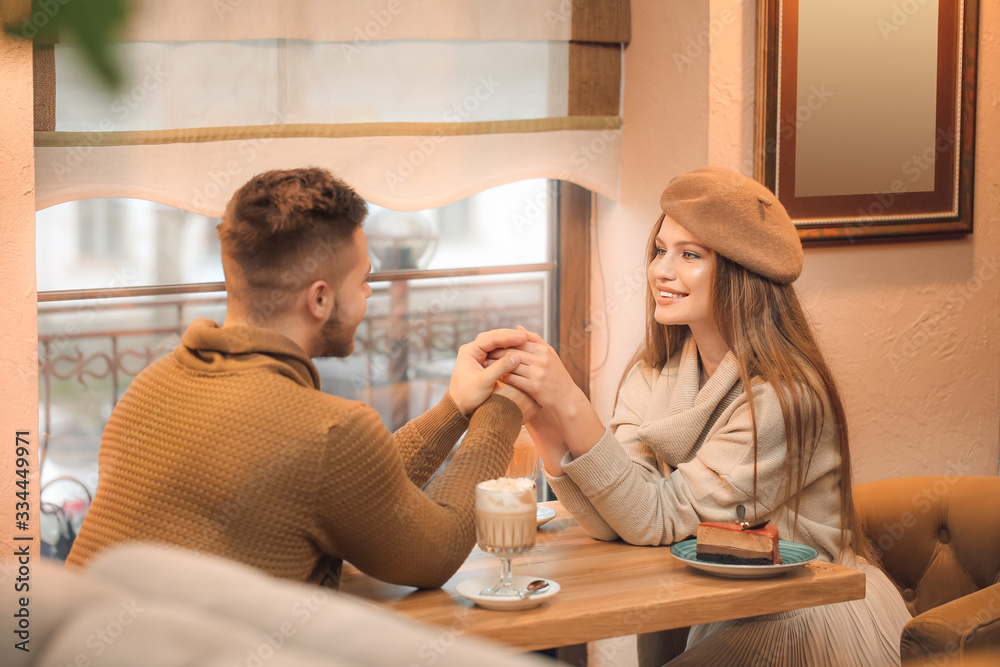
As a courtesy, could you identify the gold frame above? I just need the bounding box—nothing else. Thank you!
[754,0,979,243]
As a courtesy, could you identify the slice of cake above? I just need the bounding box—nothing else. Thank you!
[695,522,782,565]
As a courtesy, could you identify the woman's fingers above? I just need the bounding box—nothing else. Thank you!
[469,329,529,361]
[498,371,532,394]
[516,325,547,345]
[479,353,521,386]
[486,340,549,361]
[486,348,517,361]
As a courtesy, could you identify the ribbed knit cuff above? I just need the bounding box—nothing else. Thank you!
[415,391,471,445]
[544,466,592,513]
[467,394,522,445]
[562,427,634,496]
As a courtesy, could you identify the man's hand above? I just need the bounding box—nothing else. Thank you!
[449,329,528,416]
[494,381,540,422]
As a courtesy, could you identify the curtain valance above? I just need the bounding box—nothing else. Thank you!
[34,0,629,214]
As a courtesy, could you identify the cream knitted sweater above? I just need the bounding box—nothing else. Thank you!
[67,319,521,588]
[546,335,847,563]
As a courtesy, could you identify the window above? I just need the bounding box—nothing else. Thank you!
[36,179,591,559]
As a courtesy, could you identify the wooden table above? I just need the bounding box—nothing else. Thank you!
[340,501,866,652]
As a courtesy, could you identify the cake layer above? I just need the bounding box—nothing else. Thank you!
[695,522,782,565]
[695,543,773,560]
[696,551,775,566]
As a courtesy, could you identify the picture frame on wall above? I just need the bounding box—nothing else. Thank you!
[754,0,979,243]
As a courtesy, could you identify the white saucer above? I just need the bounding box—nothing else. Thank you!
[536,506,557,527]
[455,575,560,611]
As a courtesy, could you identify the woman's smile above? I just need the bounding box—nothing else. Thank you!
[655,289,689,304]
[647,215,715,330]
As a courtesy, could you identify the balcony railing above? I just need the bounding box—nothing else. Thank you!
[38,275,547,480]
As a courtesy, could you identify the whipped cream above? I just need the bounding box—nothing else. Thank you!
[476,477,536,513]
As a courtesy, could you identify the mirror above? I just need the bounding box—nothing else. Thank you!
[754,0,979,243]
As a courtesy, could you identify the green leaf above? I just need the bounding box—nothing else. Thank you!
[4,0,132,90]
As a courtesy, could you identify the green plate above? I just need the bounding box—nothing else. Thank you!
[670,539,819,579]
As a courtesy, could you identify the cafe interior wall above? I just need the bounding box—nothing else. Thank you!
[0,0,995,571]
[0,0,40,552]
[588,0,1000,489]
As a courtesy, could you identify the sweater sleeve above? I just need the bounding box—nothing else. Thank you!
[310,394,521,589]
[544,363,662,542]
[561,381,798,546]
[393,392,471,488]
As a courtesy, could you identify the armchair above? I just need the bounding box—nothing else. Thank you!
[854,476,1000,664]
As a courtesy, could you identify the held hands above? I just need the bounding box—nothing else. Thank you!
[486,327,582,411]
[486,326,605,466]
[494,380,541,423]
[449,329,528,416]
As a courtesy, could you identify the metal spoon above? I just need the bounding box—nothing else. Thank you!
[517,579,550,599]
[527,579,549,593]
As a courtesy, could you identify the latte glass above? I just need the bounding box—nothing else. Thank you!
[475,478,537,597]
[504,426,540,480]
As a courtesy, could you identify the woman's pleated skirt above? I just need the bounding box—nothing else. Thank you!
[665,559,911,666]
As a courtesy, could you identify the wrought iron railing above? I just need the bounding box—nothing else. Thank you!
[38,277,547,470]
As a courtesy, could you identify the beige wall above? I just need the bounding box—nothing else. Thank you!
[591,0,1000,484]
[0,0,995,597]
[0,0,40,566]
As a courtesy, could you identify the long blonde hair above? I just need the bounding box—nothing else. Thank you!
[619,216,876,563]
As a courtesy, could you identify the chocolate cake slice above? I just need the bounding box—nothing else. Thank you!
[695,522,782,565]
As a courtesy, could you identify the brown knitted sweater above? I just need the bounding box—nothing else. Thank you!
[66,319,521,588]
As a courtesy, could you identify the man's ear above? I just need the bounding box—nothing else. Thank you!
[305,279,334,322]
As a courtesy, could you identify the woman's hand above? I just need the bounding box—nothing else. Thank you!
[449,329,527,416]
[487,328,581,410]
[525,407,570,477]
[490,327,606,460]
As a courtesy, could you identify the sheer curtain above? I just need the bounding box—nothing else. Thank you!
[34,0,629,214]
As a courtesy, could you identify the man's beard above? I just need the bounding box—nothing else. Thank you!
[317,311,355,358]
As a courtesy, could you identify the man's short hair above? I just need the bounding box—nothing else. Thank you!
[218,168,368,308]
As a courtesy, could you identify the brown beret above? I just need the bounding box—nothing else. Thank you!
[659,167,803,284]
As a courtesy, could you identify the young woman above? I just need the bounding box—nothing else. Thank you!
[492,168,910,666]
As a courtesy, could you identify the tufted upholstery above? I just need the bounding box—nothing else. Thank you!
[854,476,1000,665]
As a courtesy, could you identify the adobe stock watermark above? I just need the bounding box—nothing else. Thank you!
[871,458,975,554]
[852,128,955,220]
[841,126,955,243]
[510,189,553,235]
[557,258,646,359]
[22,269,138,392]
[339,0,410,63]
[877,0,934,41]
[672,0,740,72]
[212,458,291,530]
[752,82,837,179]
[749,654,780,667]
[348,279,466,396]
[590,577,678,664]
[237,588,330,667]
[190,110,295,211]
[405,607,475,667]
[238,231,347,332]
[887,254,998,373]
[9,0,72,39]
[383,76,502,191]
[563,116,621,177]
[51,599,145,667]
[919,586,1000,666]
[52,65,169,181]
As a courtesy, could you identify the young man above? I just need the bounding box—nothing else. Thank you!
[67,168,533,589]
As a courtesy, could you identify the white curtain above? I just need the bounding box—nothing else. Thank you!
[34,0,629,214]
